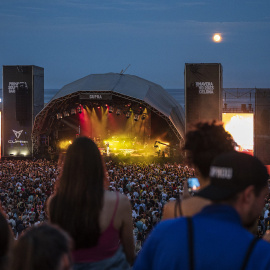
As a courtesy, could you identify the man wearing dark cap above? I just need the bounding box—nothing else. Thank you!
[134,151,270,270]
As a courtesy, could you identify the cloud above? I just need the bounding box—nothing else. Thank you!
[58,0,172,12]
[176,1,207,7]
[1,14,269,38]
[0,0,269,37]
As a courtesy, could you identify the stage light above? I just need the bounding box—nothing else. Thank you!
[59,140,73,150]
[134,114,139,121]
[56,113,63,119]
[126,111,131,118]
[116,109,121,116]
[109,106,114,113]
[77,105,82,114]
[21,151,29,156]
[71,108,76,115]
[141,113,146,120]
[63,111,70,117]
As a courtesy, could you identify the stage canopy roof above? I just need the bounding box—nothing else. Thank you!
[33,73,185,153]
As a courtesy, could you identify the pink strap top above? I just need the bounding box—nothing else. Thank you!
[72,192,120,263]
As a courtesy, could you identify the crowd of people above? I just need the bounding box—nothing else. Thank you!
[1,121,270,269]
[0,159,57,236]
[1,156,270,266]
[0,157,195,244]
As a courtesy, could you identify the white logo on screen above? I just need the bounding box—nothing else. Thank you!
[8,82,28,94]
[12,130,23,139]
[196,82,214,94]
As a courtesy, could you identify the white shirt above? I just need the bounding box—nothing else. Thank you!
[264,209,269,219]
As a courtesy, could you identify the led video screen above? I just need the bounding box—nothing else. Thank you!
[222,113,254,155]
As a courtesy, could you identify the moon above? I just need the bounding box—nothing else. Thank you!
[213,33,222,43]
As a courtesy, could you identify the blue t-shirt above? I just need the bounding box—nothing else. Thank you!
[134,205,270,270]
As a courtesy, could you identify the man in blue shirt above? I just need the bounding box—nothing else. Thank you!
[134,152,270,270]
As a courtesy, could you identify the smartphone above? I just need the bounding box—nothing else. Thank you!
[187,178,200,192]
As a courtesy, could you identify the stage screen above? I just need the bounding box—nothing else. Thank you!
[222,113,254,155]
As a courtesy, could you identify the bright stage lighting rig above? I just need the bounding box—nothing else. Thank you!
[77,105,82,114]
[56,113,63,119]
[116,108,121,115]
[134,114,139,121]
[126,111,131,118]
[141,113,146,120]
[109,106,114,113]
[71,108,76,115]
[63,111,70,117]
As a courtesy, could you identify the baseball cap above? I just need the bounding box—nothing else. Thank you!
[197,151,269,201]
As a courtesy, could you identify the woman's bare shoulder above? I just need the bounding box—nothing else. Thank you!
[104,191,130,208]
[182,195,211,204]
[103,191,132,227]
[181,196,211,216]
[118,193,131,211]
[164,200,176,207]
[162,200,177,220]
[163,196,211,219]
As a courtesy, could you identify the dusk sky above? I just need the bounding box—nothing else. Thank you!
[1,0,270,90]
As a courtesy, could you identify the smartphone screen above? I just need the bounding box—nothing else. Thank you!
[187,178,200,192]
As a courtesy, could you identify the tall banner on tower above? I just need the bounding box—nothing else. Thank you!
[185,63,223,131]
[2,65,44,157]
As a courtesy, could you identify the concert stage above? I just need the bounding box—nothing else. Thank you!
[32,73,185,159]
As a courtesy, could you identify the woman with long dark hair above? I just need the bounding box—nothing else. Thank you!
[48,137,135,269]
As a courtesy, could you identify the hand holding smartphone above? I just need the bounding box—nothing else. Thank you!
[187,178,200,193]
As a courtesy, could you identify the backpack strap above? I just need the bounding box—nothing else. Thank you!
[187,217,259,270]
[174,196,183,218]
[187,217,194,270]
[241,237,259,270]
